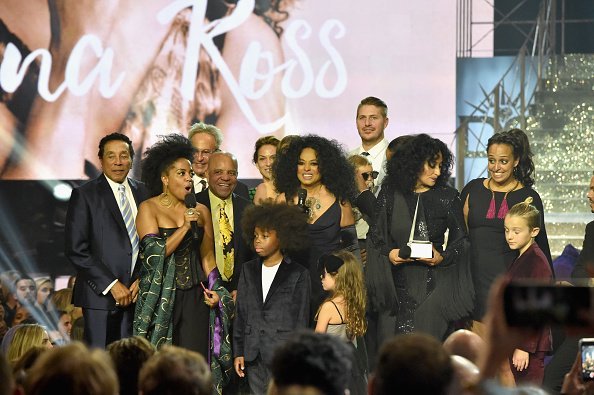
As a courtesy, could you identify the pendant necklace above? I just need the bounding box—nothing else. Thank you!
[486,178,519,219]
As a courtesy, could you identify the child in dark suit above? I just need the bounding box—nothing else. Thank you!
[504,197,553,385]
[233,203,311,394]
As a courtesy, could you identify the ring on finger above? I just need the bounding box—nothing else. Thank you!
[187,209,195,215]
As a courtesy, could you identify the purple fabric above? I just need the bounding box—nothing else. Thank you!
[208,268,222,357]
[0,324,22,355]
[553,243,580,280]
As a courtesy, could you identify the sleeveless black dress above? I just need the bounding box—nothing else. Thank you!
[307,200,342,317]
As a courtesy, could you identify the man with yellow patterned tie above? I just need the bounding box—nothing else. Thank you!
[195,152,255,298]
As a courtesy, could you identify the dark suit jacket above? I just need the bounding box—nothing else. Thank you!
[233,257,310,364]
[235,181,250,200]
[355,189,377,226]
[572,220,594,280]
[195,189,255,291]
[65,174,149,310]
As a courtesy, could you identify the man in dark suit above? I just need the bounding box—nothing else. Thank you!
[195,152,254,296]
[543,172,594,392]
[188,122,249,198]
[65,132,149,348]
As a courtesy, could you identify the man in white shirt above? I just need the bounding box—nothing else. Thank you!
[349,96,390,189]
[65,133,149,348]
[188,122,250,198]
[188,122,222,193]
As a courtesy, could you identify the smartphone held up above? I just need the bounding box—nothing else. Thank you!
[503,280,593,328]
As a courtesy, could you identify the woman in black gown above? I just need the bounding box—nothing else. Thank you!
[273,135,360,320]
[133,134,233,394]
[366,134,474,342]
[461,129,552,322]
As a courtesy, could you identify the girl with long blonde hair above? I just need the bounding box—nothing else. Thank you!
[315,250,367,395]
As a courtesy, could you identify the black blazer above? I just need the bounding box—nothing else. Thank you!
[195,189,255,290]
[233,257,311,364]
[573,220,594,280]
[65,174,149,310]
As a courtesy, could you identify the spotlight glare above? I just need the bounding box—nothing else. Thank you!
[53,183,72,201]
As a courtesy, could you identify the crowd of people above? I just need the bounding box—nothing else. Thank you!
[1,96,594,395]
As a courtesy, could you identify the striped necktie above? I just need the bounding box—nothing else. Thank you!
[118,184,139,263]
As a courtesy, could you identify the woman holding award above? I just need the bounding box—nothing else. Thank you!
[365,134,473,344]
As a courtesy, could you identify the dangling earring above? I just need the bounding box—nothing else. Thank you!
[159,185,172,208]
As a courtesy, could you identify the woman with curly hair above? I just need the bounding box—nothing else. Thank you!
[366,134,474,344]
[234,202,311,394]
[133,134,233,395]
[273,134,359,319]
[316,250,368,395]
[461,129,552,323]
[251,136,280,204]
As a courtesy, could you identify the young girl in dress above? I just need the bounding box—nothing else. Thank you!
[315,250,368,395]
[504,197,553,385]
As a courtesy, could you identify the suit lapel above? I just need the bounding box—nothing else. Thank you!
[256,261,264,306]
[264,259,290,305]
[128,178,143,206]
[232,194,240,252]
[99,175,126,232]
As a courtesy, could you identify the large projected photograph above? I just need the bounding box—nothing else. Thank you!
[0,0,457,276]
[0,0,456,180]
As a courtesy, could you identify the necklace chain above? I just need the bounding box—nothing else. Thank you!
[487,177,519,194]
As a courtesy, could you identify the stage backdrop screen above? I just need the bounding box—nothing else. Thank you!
[0,0,456,179]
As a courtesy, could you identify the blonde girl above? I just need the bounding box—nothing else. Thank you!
[315,250,366,340]
[504,197,553,385]
[6,324,52,364]
[315,250,368,395]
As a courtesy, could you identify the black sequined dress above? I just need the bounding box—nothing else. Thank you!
[366,184,474,340]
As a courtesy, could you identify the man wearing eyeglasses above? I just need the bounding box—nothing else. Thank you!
[189,122,222,192]
[189,122,250,198]
[350,96,390,192]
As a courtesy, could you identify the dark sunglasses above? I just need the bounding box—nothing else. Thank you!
[362,171,379,181]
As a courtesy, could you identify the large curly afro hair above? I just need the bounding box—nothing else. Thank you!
[487,129,535,187]
[273,134,357,203]
[385,133,453,193]
[140,134,196,197]
[241,202,309,254]
[270,331,352,395]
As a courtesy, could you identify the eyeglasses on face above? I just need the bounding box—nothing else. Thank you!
[362,171,379,181]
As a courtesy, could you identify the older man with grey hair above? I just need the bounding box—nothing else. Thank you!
[188,122,249,198]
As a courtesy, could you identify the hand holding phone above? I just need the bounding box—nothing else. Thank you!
[503,281,592,328]
[581,338,594,381]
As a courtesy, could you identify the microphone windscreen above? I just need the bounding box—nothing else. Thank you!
[398,245,411,259]
[184,193,197,208]
[297,188,307,200]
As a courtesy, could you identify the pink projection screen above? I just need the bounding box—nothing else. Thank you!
[0,0,456,179]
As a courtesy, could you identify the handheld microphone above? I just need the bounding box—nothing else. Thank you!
[184,193,200,241]
[398,245,411,259]
[297,188,309,216]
